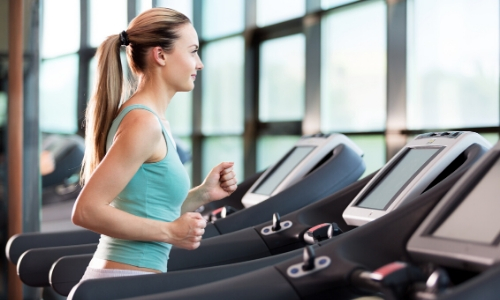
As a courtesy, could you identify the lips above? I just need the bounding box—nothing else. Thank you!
[191,74,196,80]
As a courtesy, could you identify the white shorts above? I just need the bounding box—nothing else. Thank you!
[80,266,154,281]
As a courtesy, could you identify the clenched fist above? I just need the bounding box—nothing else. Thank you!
[166,212,206,250]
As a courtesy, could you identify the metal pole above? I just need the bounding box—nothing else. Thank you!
[7,0,24,298]
[192,0,203,185]
[386,0,407,160]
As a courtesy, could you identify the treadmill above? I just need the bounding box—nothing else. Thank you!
[9,133,366,288]
[63,132,489,299]
[347,139,500,299]
[164,132,491,271]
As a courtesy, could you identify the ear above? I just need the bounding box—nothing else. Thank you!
[152,46,167,66]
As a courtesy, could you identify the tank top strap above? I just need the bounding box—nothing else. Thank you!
[106,104,175,151]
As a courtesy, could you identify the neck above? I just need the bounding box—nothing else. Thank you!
[132,74,176,116]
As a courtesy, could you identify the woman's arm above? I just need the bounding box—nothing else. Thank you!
[72,110,205,250]
[181,162,238,214]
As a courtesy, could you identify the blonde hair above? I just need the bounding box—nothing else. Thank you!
[81,8,191,185]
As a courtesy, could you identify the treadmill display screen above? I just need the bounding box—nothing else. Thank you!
[253,146,315,196]
[433,157,500,244]
[356,147,441,210]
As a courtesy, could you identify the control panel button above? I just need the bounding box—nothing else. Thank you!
[287,246,331,278]
[302,246,315,271]
[261,212,293,236]
[208,205,238,222]
[303,222,343,244]
[272,212,281,231]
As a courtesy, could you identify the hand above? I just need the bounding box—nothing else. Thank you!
[166,212,206,250]
[201,162,238,203]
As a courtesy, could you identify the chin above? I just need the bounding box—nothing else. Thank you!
[185,83,195,91]
[176,83,195,92]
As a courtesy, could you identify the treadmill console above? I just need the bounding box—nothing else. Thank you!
[407,141,500,272]
[241,133,363,208]
[342,131,491,227]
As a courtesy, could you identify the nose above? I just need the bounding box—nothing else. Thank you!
[196,57,204,70]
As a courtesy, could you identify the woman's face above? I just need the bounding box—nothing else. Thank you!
[163,23,204,92]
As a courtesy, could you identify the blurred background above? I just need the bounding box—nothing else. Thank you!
[0,0,499,298]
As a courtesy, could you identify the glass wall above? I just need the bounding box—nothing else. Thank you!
[257,136,300,171]
[200,36,245,180]
[38,0,500,186]
[198,0,245,182]
[202,137,244,181]
[201,0,244,40]
[42,0,80,58]
[257,0,305,27]
[346,135,386,177]
[0,93,6,127]
[321,0,387,175]
[202,37,244,134]
[40,0,80,134]
[166,91,194,178]
[321,0,386,132]
[407,0,499,130]
[88,0,127,47]
[40,55,79,133]
[156,0,193,20]
[259,34,305,122]
[322,0,358,10]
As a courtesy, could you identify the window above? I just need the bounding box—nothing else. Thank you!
[481,133,499,145]
[36,0,499,187]
[40,55,79,133]
[200,34,244,182]
[259,34,305,122]
[40,0,81,134]
[257,0,305,27]
[322,0,359,10]
[41,0,80,58]
[155,0,193,20]
[407,0,499,129]
[167,92,193,136]
[257,136,301,171]
[167,91,194,178]
[0,92,7,127]
[89,0,128,47]
[137,0,152,14]
[202,137,244,182]
[201,0,244,40]
[346,135,386,177]
[321,0,387,133]
[201,37,245,134]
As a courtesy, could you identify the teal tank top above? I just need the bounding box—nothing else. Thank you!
[93,104,190,272]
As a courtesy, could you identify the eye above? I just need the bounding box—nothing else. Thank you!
[191,49,198,54]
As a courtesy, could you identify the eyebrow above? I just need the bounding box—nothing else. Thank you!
[189,44,199,49]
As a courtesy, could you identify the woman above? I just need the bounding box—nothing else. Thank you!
[72,7,237,280]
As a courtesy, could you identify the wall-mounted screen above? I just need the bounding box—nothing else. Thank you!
[433,157,500,244]
[356,147,441,210]
[253,146,315,196]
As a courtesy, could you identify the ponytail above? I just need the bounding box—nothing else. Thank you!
[81,35,124,185]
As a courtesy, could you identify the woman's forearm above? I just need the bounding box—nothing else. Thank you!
[181,186,209,214]
[72,200,169,242]
[73,200,205,250]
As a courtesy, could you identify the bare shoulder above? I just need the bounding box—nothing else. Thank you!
[111,109,163,160]
[118,108,161,133]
